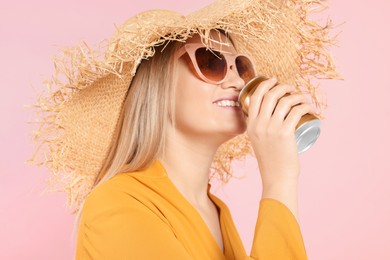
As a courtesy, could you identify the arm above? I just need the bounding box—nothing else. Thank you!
[246,77,317,220]
[243,77,315,259]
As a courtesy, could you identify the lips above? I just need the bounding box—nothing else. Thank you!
[212,96,239,103]
[212,96,241,108]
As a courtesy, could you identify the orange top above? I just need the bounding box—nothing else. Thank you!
[76,161,307,259]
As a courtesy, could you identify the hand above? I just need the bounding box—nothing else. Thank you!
[246,77,317,188]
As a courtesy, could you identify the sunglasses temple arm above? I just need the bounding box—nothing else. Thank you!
[174,45,187,60]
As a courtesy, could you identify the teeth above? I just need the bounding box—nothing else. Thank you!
[215,100,240,107]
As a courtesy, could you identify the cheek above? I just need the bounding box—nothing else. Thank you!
[174,82,215,125]
[175,62,213,117]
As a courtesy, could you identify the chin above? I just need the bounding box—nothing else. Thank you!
[226,122,247,135]
[220,125,247,140]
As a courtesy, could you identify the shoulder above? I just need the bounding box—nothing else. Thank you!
[81,161,168,223]
[80,174,138,222]
[84,173,137,207]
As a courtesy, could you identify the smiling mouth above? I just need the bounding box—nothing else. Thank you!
[213,100,241,107]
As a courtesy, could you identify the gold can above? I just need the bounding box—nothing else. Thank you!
[238,75,321,153]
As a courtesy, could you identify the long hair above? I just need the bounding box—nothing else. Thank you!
[71,40,182,249]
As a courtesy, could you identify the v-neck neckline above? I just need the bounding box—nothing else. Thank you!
[155,160,226,258]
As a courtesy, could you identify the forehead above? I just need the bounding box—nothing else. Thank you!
[185,30,236,53]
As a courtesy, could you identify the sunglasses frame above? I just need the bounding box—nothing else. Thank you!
[175,43,256,85]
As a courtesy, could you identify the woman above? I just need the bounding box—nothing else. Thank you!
[30,0,338,259]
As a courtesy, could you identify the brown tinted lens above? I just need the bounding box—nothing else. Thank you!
[236,56,255,83]
[195,48,227,82]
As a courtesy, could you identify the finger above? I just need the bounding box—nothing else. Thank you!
[272,94,310,123]
[283,103,318,132]
[258,84,295,123]
[247,77,278,121]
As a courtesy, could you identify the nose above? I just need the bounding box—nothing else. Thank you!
[220,65,245,91]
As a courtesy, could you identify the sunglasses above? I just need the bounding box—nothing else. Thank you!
[175,43,256,84]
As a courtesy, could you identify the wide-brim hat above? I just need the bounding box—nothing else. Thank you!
[30,0,339,211]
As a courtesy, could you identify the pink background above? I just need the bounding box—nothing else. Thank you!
[1,0,389,259]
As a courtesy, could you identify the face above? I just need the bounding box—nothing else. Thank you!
[171,31,248,144]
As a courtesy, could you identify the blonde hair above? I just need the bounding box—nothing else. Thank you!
[71,40,182,250]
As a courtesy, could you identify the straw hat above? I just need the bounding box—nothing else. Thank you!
[30,0,339,211]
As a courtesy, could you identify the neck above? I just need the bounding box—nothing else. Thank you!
[160,130,224,206]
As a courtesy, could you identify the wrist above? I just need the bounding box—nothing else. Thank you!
[262,177,299,190]
[261,180,299,220]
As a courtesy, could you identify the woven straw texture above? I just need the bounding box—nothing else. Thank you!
[30,0,340,211]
